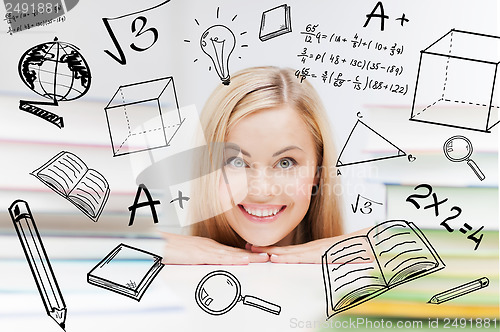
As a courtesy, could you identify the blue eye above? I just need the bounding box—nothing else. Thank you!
[277,158,296,169]
[226,157,246,168]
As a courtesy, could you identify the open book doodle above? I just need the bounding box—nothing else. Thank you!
[322,219,444,319]
[31,151,110,222]
[87,243,164,301]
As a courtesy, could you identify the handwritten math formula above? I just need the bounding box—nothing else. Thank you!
[406,184,485,250]
[295,24,408,95]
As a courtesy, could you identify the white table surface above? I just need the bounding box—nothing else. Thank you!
[0,235,329,332]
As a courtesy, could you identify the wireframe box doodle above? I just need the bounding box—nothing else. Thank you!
[411,29,500,132]
[105,77,185,156]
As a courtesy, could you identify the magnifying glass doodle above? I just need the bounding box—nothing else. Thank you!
[443,135,485,181]
[195,270,281,316]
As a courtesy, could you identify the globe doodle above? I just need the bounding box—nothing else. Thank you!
[18,37,91,102]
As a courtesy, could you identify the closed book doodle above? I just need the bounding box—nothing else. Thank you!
[87,243,164,301]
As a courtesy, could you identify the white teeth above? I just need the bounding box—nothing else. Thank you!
[242,206,281,217]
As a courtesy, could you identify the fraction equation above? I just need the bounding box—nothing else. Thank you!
[297,49,403,77]
[295,68,408,95]
[301,24,404,56]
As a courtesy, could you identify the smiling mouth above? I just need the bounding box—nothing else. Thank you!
[238,204,286,222]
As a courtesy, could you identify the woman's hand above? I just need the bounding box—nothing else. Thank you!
[250,237,338,263]
[161,232,269,265]
[250,229,373,264]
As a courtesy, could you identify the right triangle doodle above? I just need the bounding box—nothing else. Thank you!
[336,120,406,167]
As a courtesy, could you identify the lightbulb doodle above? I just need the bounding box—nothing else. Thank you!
[184,7,248,85]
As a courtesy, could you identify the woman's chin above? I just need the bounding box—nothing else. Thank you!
[246,236,282,247]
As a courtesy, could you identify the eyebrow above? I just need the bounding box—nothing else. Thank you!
[272,145,303,157]
[224,144,251,157]
[224,144,303,158]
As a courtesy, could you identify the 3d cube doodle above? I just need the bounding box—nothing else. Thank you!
[105,77,184,156]
[411,29,500,132]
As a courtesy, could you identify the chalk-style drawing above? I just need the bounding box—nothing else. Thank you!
[336,120,406,167]
[104,76,185,156]
[184,7,248,85]
[428,277,489,304]
[322,219,444,319]
[351,194,383,214]
[8,200,67,331]
[443,135,485,180]
[200,25,236,85]
[87,243,164,301]
[31,151,110,222]
[170,190,189,209]
[102,0,171,65]
[128,184,161,226]
[411,29,500,132]
[195,270,281,316]
[259,4,292,42]
[18,37,91,128]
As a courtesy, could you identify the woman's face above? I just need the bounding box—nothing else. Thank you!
[220,106,318,246]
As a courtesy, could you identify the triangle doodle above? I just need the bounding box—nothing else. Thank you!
[336,120,406,167]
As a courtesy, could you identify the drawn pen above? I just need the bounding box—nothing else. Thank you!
[428,277,489,304]
[8,200,67,331]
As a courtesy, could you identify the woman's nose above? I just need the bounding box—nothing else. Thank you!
[247,167,275,197]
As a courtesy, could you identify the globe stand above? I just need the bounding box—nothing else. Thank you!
[19,99,64,128]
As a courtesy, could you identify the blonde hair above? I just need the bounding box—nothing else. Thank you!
[191,66,343,247]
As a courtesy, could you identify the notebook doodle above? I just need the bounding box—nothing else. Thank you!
[87,243,164,301]
[322,220,444,318]
[259,4,292,42]
[31,151,110,222]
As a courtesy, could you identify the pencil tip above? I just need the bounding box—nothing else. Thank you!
[59,322,66,331]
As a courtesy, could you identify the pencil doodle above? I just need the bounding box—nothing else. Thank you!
[104,76,185,157]
[128,184,161,226]
[184,7,248,85]
[18,37,91,128]
[336,120,406,167]
[259,4,292,42]
[102,0,171,65]
[195,270,281,316]
[443,135,485,181]
[428,277,489,304]
[322,220,444,319]
[87,243,164,301]
[411,29,500,132]
[31,151,110,222]
[8,200,67,331]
